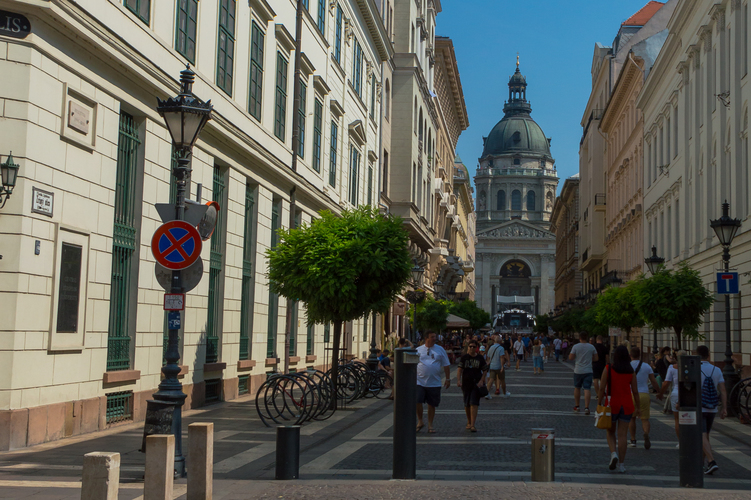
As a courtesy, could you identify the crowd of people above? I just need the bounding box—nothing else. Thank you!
[372,330,729,476]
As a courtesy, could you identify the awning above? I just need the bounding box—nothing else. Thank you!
[446,314,470,328]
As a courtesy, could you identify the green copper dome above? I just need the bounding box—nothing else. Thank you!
[481,65,551,159]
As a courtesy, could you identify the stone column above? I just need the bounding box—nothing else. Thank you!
[188,423,214,500]
[144,435,175,500]
[81,452,120,500]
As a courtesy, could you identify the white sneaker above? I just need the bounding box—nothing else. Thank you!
[617,464,626,473]
[675,444,680,449]
[609,452,618,470]
[505,392,511,397]
[485,394,492,400]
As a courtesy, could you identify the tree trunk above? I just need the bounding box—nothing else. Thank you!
[330,319,342,410]
[674,327,682,351]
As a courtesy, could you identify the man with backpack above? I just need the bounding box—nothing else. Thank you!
[486,335,510,397]
[696,345,727,475]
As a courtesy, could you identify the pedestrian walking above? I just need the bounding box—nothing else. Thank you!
[696,345,728,475]
[457,340,488,433]
[513,336,525,371]
[553,336,562,361]
[415,332,451,434]
[486,335,510,397]
[592,336,609,396]
[598,345,640,473]
[532,339,544,374]
[653,346,672,388]
[628,347,661,449]
[569,332,598,414]
[657,350,682,447]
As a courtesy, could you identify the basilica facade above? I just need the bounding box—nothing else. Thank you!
[474,63,558,317]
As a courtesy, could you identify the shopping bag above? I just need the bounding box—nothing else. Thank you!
[594,403,611,429]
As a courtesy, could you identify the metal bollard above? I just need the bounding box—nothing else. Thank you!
[531,428,555,482]
[275,426,300,480]
[392,347,419,480]
[678,355,703,488]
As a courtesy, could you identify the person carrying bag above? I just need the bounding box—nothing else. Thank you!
[595,366,612,429]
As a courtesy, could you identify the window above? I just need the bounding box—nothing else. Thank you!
[370,74,376,119]
[317,0,326,34]
[324,323,331,343]
[349,145,361,205]
[124,0,150,24]
[216,0,236,95]
[384,79,390,120]
[302,0,308,9]
[367,164,373,206]
[274,52,288,141]
[312,99,323,172]
[744,4,748,77]
[297,81,307,158]
[289,301,298,356]
[329,120,338,186]
[352,39,363,96]
[334,4,343,64]
[382,150,389,194]
[267,199,282,357]
[306,323,314,356]
[363,315,369,342]
[513,158,520,165]
[249,21,264,121]
[107,112,141,372]
[206,165,227,363]
[526,191,535,211]
[175,0,198,63]
[240,184,257,361]
[511,190,522,210]
[496,190,506,210]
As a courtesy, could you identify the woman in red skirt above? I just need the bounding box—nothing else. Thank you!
[598,345,640,473]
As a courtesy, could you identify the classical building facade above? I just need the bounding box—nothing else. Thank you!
[0,0,399,449]
[638,0,750,362]
[474,64,558,317]
[550,174,581,309]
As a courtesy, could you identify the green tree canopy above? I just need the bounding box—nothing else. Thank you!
[595,281,645,335]
[410,296,450,333]
[449,300,491,330]
[534,314,551,335]
[633,262,714,350]
[266,206,412,394]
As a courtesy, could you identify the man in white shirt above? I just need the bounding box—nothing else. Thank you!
[696,345,727,475]
[628,347,661,449]
[416,331,451,434]
[513,336,525,371]
[553,337,563,361]
[568,332,598,414]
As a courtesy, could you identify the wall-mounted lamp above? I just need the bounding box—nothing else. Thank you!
[0,152,20,209]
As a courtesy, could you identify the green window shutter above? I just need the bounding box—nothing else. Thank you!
[367,165,373,206]
[306,323,313,356]
[317,0,326,33]
[329,121,338,187]
[267,200,281,358]
[334,5,343,63]
[297,82,306,158]
[107,112,140,371]
[175,0,198,63]
[249,21,265,121]
[312,99,323,172]
[206,166,227,363]
[324,323,330,344]
[274,52,288,141]
[124,0,150,25]
[240,184,256,360]
[216,0,236,95]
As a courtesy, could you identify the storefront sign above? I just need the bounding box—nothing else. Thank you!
[0,10,31,39]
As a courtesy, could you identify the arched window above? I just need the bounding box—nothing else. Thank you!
[511,190,522,210]
[526,191,535,211]
[497,190,506,211]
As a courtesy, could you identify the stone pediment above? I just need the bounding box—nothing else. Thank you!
[477,220,554,240]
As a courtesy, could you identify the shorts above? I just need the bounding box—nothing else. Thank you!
[702,412,716,433]
[631,393,651,419]
[612,406,633,423]
[670,394,678,413]
[416,385,441,407]
[533,356,543,369]
[574,373,593,390]
[592,365,605,380]
[462,385,482,407]
[488,368,505,381]
[516,353,524,361]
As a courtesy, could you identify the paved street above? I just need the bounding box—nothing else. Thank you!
[1,359,751,498]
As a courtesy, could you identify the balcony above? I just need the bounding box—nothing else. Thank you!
[600,269,624,289]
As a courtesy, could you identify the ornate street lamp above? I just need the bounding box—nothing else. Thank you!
[149,65,212,477]
[0,152,19,209]
[644,246,664,355]
[710,201,742,400]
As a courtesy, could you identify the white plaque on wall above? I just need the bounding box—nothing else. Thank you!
[31,187,54,216]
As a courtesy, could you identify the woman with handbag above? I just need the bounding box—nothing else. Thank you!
[598,345,640,473]
[457,341,488,433]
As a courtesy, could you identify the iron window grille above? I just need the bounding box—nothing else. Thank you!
[267,200,281,358]
[205,379,222,404]
[106,391,134,424]
[206,166,227,364]
[240,184,256,361]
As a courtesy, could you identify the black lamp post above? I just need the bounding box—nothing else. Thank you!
[0,152,19,209]
[151,65,212,476]
[644,245,665,355]
[710,201,742,399]
[405,260,425,343]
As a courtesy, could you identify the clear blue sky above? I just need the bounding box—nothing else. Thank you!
[436,0,661,192]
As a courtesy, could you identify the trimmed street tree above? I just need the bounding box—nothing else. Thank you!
[595,281,644,339]
[266,206,412,403]
[633,262,714,350]
[449,300,491,331]
[411,296,450,334]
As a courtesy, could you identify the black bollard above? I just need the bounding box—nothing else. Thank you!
[392,347,419,479]
[678,355,703,488]
[275,425,300,480]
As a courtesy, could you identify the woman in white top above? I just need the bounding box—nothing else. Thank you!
[658,350,684,445]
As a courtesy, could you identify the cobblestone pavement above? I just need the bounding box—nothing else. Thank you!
[1,359,751,498]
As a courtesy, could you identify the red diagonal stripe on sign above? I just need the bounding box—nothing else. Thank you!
[159,230,193,261]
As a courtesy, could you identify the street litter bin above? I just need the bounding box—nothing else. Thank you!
[531,428,554,481]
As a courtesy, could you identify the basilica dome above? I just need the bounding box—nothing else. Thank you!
[481,65,551,159]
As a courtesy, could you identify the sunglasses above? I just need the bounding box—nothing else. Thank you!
[468,344,479,348]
